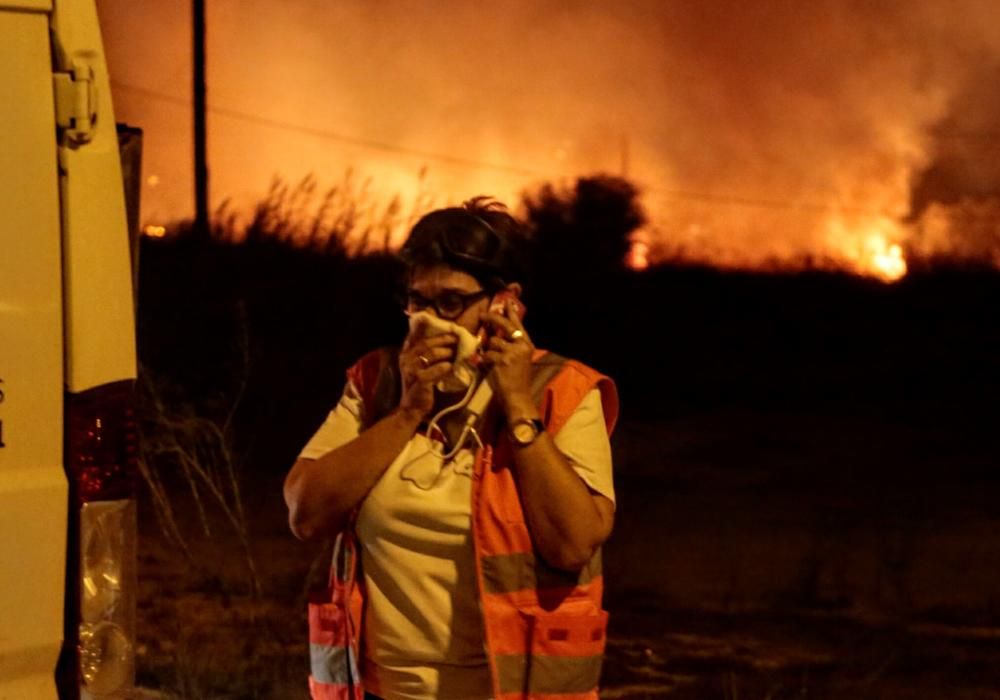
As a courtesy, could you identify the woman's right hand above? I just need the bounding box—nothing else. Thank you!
[398,327,457,421]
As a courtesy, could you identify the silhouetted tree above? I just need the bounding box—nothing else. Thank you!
[524,174,645,289]
[520,174,645,364]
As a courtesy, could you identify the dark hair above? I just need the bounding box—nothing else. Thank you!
[399,197,529,292]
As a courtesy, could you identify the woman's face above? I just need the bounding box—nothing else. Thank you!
[406,264,492,335]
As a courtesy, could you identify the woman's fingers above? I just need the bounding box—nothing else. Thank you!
[402,334,457,370]
[480,310,514,336]
[404,327,456,351]
[406,333,456,353]
[485,329,532,358]
[481,310,531,345]
[487,336,510,352]
[422,333,459,348]
[415,362,453,384]
[412,344,454,364]
[481,349,502,364]
[505,299,527,332]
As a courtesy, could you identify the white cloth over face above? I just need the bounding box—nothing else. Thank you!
[407,311,481,393]
[299,383,614,700]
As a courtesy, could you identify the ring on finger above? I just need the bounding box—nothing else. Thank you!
[418,355,430,368]
[509,329,525,341]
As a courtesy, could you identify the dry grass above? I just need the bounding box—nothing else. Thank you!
[214,171,436,255]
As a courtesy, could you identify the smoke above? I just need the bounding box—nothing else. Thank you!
[97,0,1000,270]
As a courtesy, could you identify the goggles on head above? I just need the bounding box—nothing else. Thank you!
[401,208,509,284]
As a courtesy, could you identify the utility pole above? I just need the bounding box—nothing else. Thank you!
[619,134,630,178]
[193,0,208,232]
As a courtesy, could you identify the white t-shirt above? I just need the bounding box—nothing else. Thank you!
[299,381,614,700]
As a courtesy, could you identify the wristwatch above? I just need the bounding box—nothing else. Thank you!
[509,417,545,447]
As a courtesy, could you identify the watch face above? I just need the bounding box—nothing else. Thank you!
[512,420,539,445]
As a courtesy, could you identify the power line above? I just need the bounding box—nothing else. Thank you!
[110,80,544,178]
[646,186,898,218]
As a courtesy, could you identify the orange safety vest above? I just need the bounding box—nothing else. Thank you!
[308,348,619,700]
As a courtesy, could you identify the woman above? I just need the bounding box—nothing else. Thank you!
[284,198,618,700]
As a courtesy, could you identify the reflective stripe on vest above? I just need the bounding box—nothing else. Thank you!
[309,643,358,685]
[481,550,602,595]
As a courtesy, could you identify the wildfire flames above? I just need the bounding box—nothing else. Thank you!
[868,239,908,283]
[826,218,908,283]
[100,0,1000,281]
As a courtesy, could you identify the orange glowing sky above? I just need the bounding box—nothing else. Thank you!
[97,0,1000,276]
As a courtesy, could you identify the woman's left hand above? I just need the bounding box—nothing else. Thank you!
[481,300,536,417]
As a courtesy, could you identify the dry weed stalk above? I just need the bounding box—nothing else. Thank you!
[137,304,261,599]
[230,171,435,253]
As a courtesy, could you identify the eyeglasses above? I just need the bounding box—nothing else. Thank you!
[404,289,490,320]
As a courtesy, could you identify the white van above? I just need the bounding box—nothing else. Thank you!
[0,0,138,697]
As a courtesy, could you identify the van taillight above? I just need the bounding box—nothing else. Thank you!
[61,380,137,699]
[66,381,137,503]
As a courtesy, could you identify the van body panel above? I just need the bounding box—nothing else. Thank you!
[0,0,51,12]
[0,8,68,698]
[53,0,137,393]
[0,672,56,700]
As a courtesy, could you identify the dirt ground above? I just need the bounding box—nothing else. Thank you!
[135,412,1000,699]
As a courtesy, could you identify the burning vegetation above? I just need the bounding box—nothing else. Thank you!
[102,0,1000,280]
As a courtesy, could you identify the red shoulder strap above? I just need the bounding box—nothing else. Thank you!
[345,349,384,425]
[345,348,400,428]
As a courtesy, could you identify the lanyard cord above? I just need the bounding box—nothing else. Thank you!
[399,374,496,489]
[424,374,482,461]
